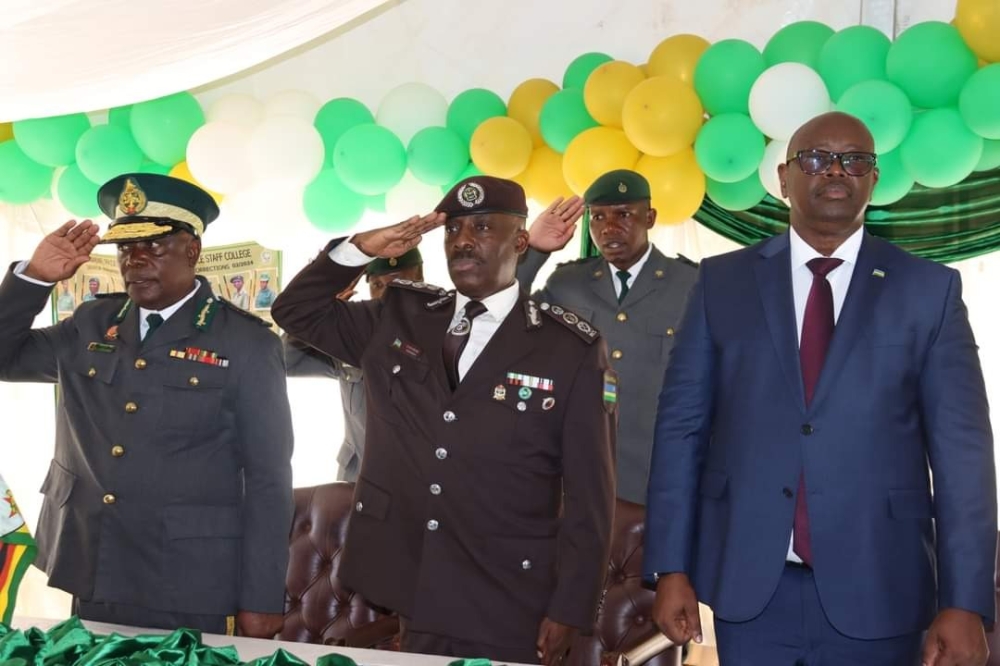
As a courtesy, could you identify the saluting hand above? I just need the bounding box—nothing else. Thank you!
[23,220,101,283]
[527,196,584,253]
[352,212,445,259]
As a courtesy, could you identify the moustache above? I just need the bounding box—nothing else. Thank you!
[448,252,483,265]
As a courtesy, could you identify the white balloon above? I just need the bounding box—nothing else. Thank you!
[207,93,264,130]
[758,139,790,206]
[265,90,322,121]
[222,179,312,250]
[749,63,831,141]
[376,82,448,146]
[385,171,445,220]
[187,121,254,195]
[248,116,325,186]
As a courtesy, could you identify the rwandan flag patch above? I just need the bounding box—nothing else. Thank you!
[603,370,618,413]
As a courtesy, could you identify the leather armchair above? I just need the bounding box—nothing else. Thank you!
[279,482,398,647]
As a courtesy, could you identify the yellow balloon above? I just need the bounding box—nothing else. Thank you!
[508,79,560,147]
[0,122,12,143]
[622,77,704,157]
[583,61,646,128]
[956,0,1000,63]
[470,116,534,178]
[647,34,711,85]
[522,146,572,204]
[562,127,640,195]
[635,150,706,225]
[170,161,224,204]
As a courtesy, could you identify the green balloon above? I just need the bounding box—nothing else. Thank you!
[706,172,766,211]
[108,106,133,129]
[56,164,102,217]
[886,21,977,109]
[959,64,1000,140]
[13,113,90,166]
[869,148,913,206]
[694,39,767,116]
[900,107,983,188]
[75,124,144,184]
[364,193,386,213]
[130,92,205,165]
[539,89,599,154]
[975,139,1000,172]
[763,21,835,68]
[138,161,172,175]
[694,114,766,183]
[0,140,54,204]
[315,98,374,165]
[408,127,469,186]
[304,168,366,232]
[563,52,614,89]
[446,89,506,143]
[450,162,483,189]
[333,124,407,195]
[818,26,892,100]
[836,80,913,153]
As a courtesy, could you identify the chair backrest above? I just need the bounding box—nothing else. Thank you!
[567,498,681,666]
[279,482,395,645]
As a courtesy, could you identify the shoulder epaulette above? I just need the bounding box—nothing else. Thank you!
[555,256,597,269]
[538,302,599,344]
[95,292,128,300]
[389,278,449,296]
[218,298,272,327]
[675,253,699,268]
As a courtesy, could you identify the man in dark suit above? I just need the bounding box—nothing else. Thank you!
[516,170,697,504]
[0,173,294,637]
[272,176,615,664]
[284,249,423,481]
[644,112,996,665]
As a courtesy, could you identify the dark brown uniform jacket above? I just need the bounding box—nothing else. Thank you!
[272,241,616,650]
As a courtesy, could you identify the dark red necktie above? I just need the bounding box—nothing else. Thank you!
[793,257,843,565]
[443,300,487,391]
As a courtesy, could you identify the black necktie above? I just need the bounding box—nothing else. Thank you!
[443,301,487,391]
[144,313,164,342]
[616,270,631,304]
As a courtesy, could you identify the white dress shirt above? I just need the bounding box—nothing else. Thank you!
[786,224,864,562]
[139,282,200,339]
[609,243,654,299]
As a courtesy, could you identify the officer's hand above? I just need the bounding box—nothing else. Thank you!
[536,617,576,666]
[652,573,702,646]
[24,220,101,283]
[922,608,988,666]
[236,610,284,638]
[336,271,363,301]
[528,196,583,253]
[352,212,445,259]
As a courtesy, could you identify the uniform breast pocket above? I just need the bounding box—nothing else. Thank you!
[374,355,430,425]
[489,383,561,465]
[71,354,120,385]
[646,315,679,360]
[158,365,228,432]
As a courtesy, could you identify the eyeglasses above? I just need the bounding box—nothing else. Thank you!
[787,149,877,177]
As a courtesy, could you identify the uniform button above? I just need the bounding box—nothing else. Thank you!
[611,350,623,360]
[355,501,363,512]
[134,359,147,370]
[616,312,628,322]
[435,448,448,460]
[801,424,814,435]
[124,401,138,413]
[521,559,532,570]
[782,487,793,498]
[443,411,456,423]
[392,365,401,375]
[666,327,675,336]
[427,519,439,531]
[87,367,97,378]
[429,483,442,496]
[103,493,117,505]
[188,376,200,387]
[111,445,125,458]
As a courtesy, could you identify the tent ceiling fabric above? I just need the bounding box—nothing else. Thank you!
[0,0,390,122]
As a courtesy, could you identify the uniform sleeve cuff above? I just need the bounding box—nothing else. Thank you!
[328,238,374,267]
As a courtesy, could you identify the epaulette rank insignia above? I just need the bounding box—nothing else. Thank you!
[391,278,448,295]
[170,347,230,368]
[676,253,699,268]
[524,300,542,329]
[538,302,599,344]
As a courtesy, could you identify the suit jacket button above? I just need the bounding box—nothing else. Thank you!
[435,448,448,460]
[443,411,456,422]
[134,359,147,370]
[103,493,117,505]
[782,487,793,498]
[611,350,623,360]
[429,483,442,496]
[111,445,125,458]
[188,376,200,387]
[521,559,532,570]
[616,313,628,322]
[355,501,363,512]
[666,327,675,336]
[124,401,138,413]
[801,424,814,435]
[427,519,439,531]
[392,365,401,375]
[87,367,97,378]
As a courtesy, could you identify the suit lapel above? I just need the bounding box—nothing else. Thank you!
[620,247,669,307]
[421,305,455,394]
[587,261,619,309]
[754,233,806,411]
[457,293,536,396]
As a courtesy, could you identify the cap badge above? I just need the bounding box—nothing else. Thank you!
[618,182,627,193]
[458,182,486,208]
[389,257,398,267]
[118,177,147,216]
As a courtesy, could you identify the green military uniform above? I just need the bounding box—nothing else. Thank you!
[255,275,276,309]
[516,170,698,504]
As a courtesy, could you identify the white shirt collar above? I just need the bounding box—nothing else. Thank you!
[139,281,201,323]
[608,242,654,279]
[453,280,521,323]
[789,225,864,270]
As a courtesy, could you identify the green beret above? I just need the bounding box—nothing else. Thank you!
[436,176,528,218]
[97,173,220,245]
[365,248,423,276]
[584,169,651,206]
